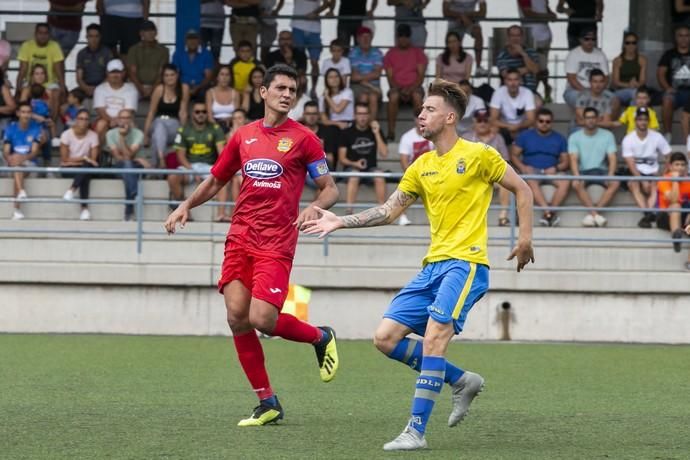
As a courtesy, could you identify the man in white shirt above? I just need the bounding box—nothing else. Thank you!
[622,107,672,228]
[396,110,433,226]
[563,28,609,109]
[93,58,139,142]
[489,68,536,145]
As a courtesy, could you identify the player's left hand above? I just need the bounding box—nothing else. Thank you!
[295,204,321,230]
[300,206,343,238]
[507,239,535,272]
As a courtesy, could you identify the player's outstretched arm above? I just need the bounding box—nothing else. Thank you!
[301,188,417,238]
[498,166,536,272]
[164,175,228,234]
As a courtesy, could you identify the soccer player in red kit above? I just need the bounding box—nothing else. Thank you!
[164,64,340,426]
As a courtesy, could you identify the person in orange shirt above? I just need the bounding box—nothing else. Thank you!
[657,152,690,259]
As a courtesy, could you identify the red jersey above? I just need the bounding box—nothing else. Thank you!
[211,118,329,259]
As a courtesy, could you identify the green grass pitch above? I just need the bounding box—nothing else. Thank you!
[1,334,689,459]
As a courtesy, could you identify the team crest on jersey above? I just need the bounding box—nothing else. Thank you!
[456,158,466,174]
[277,137,294,153]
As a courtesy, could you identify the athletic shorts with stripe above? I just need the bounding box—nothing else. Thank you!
[383,259,489,336]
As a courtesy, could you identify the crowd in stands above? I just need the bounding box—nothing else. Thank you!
[1,0,690,263]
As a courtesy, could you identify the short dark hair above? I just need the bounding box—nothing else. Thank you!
[355,102,370,112]
[589,68,606,80]
[35,23,49,32]
[76,108,90,118]
[635,85,650,96]
[192,100,206,108]
[237,40,253,50]
[262,64,298,88]
[536,107,553,119]
[69,88,87,103]
[427,79,468,119]
[86,23,101,34]
[330,39,345,49]
[17,101,32,111]
[670,152,688,164]
[30,83,45,99]
[583,106,599,117]
[505,67,521,77]
[304,100,319,111]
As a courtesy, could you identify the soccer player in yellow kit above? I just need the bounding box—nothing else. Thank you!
[302,79,535,451]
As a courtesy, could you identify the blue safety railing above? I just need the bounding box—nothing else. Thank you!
[1,166,687,255]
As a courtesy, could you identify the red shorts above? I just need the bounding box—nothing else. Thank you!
[217,242,293,308]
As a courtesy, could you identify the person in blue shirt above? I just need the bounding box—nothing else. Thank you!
[172,29,214,101]
[511,107,570,227]
[2,102,43,220]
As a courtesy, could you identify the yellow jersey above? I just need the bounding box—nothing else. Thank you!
[17,39,64,85]
[618,106,659,134]
[398,137,507,267]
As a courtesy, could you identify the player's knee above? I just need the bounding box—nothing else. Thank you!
[373,330,395,354]
[248,309,276,334]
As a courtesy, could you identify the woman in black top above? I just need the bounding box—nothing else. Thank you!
[144,64,190,168]
[0,68,16,136]
[241,67,265,121]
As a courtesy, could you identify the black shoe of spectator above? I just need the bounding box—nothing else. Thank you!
[548,213,560,227]
[539,214,550,226]
[672,229,683,253]
[638,213,653,228]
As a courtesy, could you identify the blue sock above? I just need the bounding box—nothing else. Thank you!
[389,338,465,385]
[410,356,445,435]
[316,328,329,346]
[261,395,278,407]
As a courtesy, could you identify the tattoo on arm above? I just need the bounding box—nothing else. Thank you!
[341,189,417,228]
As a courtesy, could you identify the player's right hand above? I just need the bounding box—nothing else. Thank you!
[300,206,343,239]
[164,205,189,235]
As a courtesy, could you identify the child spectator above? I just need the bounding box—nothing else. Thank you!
[616,86,659,134]
[229,41,262,93]
[29,83,58,162]
[60,88,87,129]
[657,152,690,256]
[321,40,351,86]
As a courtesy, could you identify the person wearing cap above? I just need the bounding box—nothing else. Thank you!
[563,28,609,109]
[443,0,488,76]
[76,24,114,97]
[622,107,672,228]
[557,0,602,50]
[383,23,428,142]
[96,0,150,57]
[172,29,214,100]
[93,58,139,142]
[332,0,378,52]
[658,25,690,142]
[47,0,87,59]
[350,26,384,121]
[462,108,511,226]
[568,106,619,228]
[126,20,169,99]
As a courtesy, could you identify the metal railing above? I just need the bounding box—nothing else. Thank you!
[1,166,687,255]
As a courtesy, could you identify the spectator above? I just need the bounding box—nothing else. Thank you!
[350,26,384,122]
[288,80,312,122]
[47,0,87,59]
[462,108,511,226]
[259,0,284,63]
[59,109,99,221]
[216,108,249,222]
[496,25,541,96]
[332,0,377,52]
[389,0,430,48]
[338,102,388,214]
[60,88,87,130]
[673,0,690,28]
[575,68,616,128]
[228,0,261,53]
[384,23,427,141]
[96,0,150,57]
[93,59,139,141]
[3,103,43,220]
[302,100,340,170]
[457,79,486,132]
[489,68,536,145]
[126,20,169,99]
[107,109,148,220]
[616,86,659,134]
[557,0,603,49]
[435,31,473,83]
[206,65,241,135]
[517,0,557,101]
[397,107,434,226]
[610,32,647,112]
[76,23,114,97]
[319,68,354,130]
[201,0,226,64]
[568,106,619,227]
[563,28,609,109]
[265,31,308,89]
[0,40,9,75]
[242,66,266,121]
[658,25,690,141]
[321,39,351,86]
[172,29,215,101]
[144,64,190,168]
[657,152,690,255]
[511,108,570,227]
[622,107,672,228]
[229,41,262,93]
[0,68,16,137]
[27,82,58,165]
[443,0,487,75]
[291,0,331,96]
[168,101,225,214]
[16,23,65,120]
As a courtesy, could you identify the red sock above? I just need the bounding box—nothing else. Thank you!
[271,313,322,344]
[233,331,273,400]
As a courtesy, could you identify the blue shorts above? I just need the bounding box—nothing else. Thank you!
[384,259,489,336]
[292,28,322,60]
